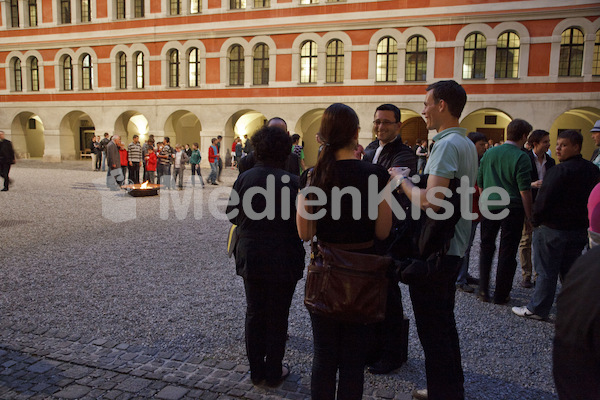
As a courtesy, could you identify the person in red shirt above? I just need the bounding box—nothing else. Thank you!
[145,147,157,184]
[119,144,128,184]
[208,138,219,185]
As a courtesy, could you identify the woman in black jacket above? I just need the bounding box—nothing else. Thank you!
[226,125,305,387]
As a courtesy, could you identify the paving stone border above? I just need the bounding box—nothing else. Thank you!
[0,324,411,400]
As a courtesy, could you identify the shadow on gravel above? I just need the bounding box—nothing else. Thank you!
[464,370,558,400]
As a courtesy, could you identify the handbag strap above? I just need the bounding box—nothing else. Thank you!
[318,240,374,251]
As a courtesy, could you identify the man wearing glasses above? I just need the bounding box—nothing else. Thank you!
[363,104,417,375]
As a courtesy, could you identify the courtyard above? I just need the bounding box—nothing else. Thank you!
[0,160,558,400]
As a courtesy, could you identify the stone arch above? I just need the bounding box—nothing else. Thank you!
[222,109,266,167]
[10,111,45,158]
[59,111,96,160]
[461,108,513,144]
[549,107,600,160]
[294,108,325,168]
[115,111,150,145]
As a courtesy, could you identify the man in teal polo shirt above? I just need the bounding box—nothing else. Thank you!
[393,80,477,400]
[477,119,533,305]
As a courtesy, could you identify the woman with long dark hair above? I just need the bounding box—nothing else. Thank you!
[297,103,392,399]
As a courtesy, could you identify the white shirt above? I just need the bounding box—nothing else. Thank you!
[175,151,183,168]
[533,152,548,181]
[372,145,384,164]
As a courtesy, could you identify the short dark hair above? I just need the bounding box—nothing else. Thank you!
[467,131,487,144]
[133,134,139,139]
[426,80,467,119]
[268,117,288,130]
[527,129,549,146]
[193,142,199,148]
[217,135,223,140]
[506,119,532,142]
[291,133,300,143]
[104,132,109,137]
[375,104,401,123]
[252,125,292,167]
[164,136,170,143]
[557,129,583,149]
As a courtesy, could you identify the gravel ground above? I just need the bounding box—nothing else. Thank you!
[0,160,558,399]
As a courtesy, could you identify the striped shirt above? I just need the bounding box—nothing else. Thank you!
[128,142,143,163]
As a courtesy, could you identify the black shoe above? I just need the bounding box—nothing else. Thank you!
[493,296,511,305]
[466,275,479,285]
[456,283,474,293]
[367,359,403,375]
[265,364,291,387]
[1,188,8,192]
[477,291,490,303]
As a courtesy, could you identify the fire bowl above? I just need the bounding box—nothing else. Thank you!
[121,183,162,197]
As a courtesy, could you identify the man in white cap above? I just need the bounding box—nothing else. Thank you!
[590,119,600,169]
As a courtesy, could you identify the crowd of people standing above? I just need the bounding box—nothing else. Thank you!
[227,80,600,400]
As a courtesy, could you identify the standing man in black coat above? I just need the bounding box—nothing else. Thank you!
[0,130,16,192]
[363,104,417,375]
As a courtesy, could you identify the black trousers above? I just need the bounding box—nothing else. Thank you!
[410,255,464,400]
[479,207,525,302]
[0,163,10,190]
[309,312,373,400]
[368,281,405,363]
[554,341,600,399]
[128,162,140,184]
[243,279,296,383]
[94,153,102,170]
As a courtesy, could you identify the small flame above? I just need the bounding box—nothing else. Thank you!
[140,181,149,189]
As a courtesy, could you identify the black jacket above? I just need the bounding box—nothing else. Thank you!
[363,136,417,173]
[533,154,600,230]
[0,139,16,164]
[525,150,555,202]
[227,163,305,282]
[238,151,300,176]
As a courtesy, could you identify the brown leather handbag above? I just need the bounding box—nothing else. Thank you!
[304,241,391,324]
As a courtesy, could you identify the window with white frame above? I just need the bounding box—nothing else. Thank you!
[82,54,93,90]
[14,59,22,91]
[495,31,520,79]
[170,0,180,15]
[118,53,127,89]
[61,0,71,23]
[116,0,125,19]
[169,50,180,87]
[376,37,397,82]
[189,48,200,87]
[405,35,427,82]
[326,40,343,83]
[253,44,269,85]
[10,0,19,27]
[135,52,144,88]
[28,0,38,26]
[229,45,244,86]
[594,30,600,76]
[63,56,73,90]
[300,40,317,83]
[463,32,486,79]
[134,0,144,17]
[230,0,245,9]
[81,0,91,21]
[30,57,39,91]
[559,27,584,77]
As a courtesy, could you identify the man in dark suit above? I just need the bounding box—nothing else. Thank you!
[0,130,16,192]
[518,130,555,288]
[363,104,417,375]
[590,119,600,169]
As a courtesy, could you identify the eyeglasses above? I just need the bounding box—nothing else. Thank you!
[373,120,396,126]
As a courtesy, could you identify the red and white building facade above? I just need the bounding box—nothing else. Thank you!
[1,0,599,166]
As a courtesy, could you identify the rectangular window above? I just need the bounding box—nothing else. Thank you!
[190,0,200,13]
[134,0,144,17]
[61,0,71,23]
[230,0,245,9]
[29,0,38,26]
[81,0,91,21]
[253,0,269,7]
[116,0,125,19]
[11,0,19,27]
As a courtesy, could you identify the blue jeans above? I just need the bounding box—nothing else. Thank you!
[208,161,218,183]
[101,151,107,171]
[456,220,479,285]
[527,225,587,318]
